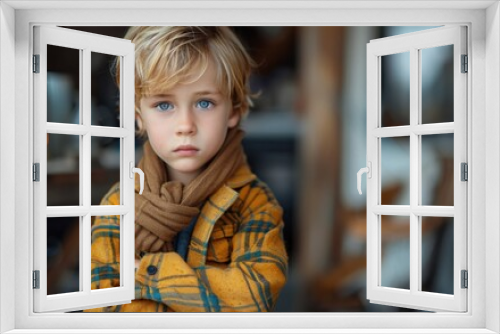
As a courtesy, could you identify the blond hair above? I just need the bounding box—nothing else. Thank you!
[116,26,256,137]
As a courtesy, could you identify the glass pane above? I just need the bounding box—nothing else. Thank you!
[47,133,80,206]
[381,52,410,127]
[381,137,410,205]
[91,215,121,290]
[421,45,454,124]
[47,217,80,295]
[91,52,121,127]
[421,133,454,206]
[421,216,454,295]
[47,45,80,124]
[91,137,121,206]
[381,215,410,290]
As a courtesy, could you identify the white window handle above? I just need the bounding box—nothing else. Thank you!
[129,162,144,195]
[357,162,372,195]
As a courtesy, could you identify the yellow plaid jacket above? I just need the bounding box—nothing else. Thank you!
[84,163,288,312]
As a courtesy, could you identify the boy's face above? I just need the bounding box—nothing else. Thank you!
[138,61,240,185]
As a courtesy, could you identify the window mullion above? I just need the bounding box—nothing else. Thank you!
[417,47,424,293]
[82,48,91,208]
[82,215,91,294]
[82,48,92,294]
[78,48,84,294]
[409,47,419,294]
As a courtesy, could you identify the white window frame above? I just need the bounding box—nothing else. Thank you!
[0,1,499,333]
[366,26,468,312]
[32,25,136,313]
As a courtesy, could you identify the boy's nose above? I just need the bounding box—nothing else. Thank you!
[175,110,197,136]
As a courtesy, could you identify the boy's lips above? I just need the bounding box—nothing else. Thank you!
[174,145,199,156]
[174,145,199,152]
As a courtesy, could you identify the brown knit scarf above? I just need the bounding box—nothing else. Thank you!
[134,127,245,255]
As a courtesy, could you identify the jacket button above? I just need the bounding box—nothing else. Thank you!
[147,265,158,275]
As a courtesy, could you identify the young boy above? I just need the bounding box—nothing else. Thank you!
[85,27,288,312]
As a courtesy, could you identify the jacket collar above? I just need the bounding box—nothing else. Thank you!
[225,161,257,189]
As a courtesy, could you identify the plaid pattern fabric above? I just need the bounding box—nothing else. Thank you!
[84,163,288,312]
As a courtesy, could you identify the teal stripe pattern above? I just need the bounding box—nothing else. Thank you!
[85,173,288,313]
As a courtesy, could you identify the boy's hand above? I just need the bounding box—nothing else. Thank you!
[135,258,141,270]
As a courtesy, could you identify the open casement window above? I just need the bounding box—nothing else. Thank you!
[33,26,137,312]
[365,26,467,312]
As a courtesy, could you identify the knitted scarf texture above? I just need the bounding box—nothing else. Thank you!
[134,127,245,254]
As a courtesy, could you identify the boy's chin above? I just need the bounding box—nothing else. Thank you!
[167,162,205,175]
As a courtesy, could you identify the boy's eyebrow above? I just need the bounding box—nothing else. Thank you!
[148,94,173,98]
[146,91,222,99]
[194,90,222,96]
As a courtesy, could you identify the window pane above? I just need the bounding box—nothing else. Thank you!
[421,216,454,295]
[47,45,80,124]
[47,217,80,295]
[91,215,121,290]
[381,215,410,290]
[421,45,454,124]
[91,52,121,127]
[381,137,410,205]
[381,52,410,127]
[421,133,454,206]
[47,133,80,206]
[91,137,121,206]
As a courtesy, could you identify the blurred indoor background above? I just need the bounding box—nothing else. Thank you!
[46,26,454,312]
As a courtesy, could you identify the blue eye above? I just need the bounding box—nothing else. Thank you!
[197,100,213,109]
[156,102,173,112]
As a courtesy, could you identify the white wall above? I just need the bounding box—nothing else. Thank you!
[0,2,16,333]
[4,4,496,332]
[486,2,500,333]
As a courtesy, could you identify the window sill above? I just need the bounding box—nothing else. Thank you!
[3,329,498,334]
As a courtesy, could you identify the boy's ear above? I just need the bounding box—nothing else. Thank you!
[135,115,144,131]
[228,109,240,128]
